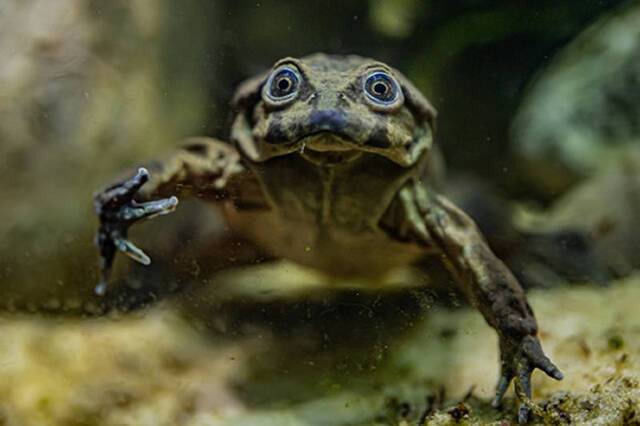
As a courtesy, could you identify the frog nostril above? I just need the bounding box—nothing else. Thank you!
[309,109,347,131]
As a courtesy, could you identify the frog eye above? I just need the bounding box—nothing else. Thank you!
[263,65,301,105]
[363,71,402,108]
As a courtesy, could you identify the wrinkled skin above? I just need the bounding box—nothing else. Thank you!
[94,53,563,423]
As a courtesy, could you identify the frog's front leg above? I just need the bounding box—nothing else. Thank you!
[385,180,563,424]
[94,137,245,296]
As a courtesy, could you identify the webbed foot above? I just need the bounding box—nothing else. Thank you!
[94,168,178,296]
[491,334,563,424]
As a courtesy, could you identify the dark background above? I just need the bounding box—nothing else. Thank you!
[176,0,624,194]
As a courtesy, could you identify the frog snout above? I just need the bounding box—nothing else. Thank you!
[308,109,347,133]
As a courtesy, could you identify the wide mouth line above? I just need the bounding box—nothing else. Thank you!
[294,131,357,152]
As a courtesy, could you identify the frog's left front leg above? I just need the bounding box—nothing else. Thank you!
[385,180,563,424]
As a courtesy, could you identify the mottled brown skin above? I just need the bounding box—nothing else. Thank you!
[94,53,562,423]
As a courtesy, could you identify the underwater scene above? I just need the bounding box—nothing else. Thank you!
[0,1,638,425]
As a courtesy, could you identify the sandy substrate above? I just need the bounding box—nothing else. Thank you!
[0,270,638,426]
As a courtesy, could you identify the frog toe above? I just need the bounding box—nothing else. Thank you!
[515,369,533,424]
[522,336,564,380]
[114,237,151,266]
[118,196,179,222]
[491,373,513,408]
[94,168,150,213]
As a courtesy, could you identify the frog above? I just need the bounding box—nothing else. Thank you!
[94,53,563,424]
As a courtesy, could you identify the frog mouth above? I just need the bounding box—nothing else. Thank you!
[296,132,363,165]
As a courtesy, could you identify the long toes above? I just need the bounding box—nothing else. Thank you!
[123,196,179,221]
[96,168,150,210]
[518,404,531,424]
[517,370,532,399]
[537,357,564,380]
[492,374,512,407]
[522,336,564,380]
[123,167,150,194]
[515,368,533,424]
[114,237,151,265]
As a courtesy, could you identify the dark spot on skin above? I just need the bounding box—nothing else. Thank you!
[292,120,307,139]
[265,115,290,144]
[367,126,391,148]
[184,143,208,156]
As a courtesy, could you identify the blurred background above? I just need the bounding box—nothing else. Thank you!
[0,1,639,424]
[1,0,639,307]
[2,0,639,308]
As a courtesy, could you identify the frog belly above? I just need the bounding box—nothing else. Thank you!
[225,208,424,278]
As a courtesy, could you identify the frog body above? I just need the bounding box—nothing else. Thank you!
[228,152,424,277]
[94,53,562,423]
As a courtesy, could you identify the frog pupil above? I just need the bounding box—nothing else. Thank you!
[278,78,291,91]
[373,82,387,95]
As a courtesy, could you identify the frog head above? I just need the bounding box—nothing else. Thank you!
[230,53,437,167]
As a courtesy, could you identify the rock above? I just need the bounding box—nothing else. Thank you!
[521,148,640,277]
[512,2,640,195]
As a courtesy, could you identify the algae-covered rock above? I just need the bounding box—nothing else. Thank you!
[512,2,640,195]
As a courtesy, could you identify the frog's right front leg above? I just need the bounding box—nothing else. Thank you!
[93,137,246,296]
